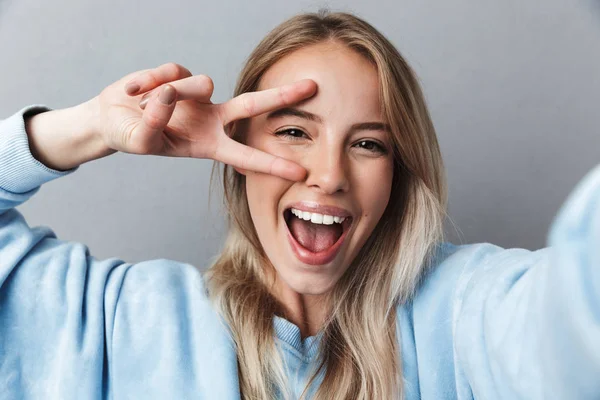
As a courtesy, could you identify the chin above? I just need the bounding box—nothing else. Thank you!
[277,266,342,295]
[295,286,330,296]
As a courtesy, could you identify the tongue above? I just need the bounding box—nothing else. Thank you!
[289,216,343,253]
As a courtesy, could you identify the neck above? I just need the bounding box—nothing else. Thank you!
[270,277,330,339]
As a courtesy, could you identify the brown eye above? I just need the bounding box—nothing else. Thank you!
[274,128,307,140]
[354,140,386,154]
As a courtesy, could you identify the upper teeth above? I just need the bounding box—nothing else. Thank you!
[290,208,346,225]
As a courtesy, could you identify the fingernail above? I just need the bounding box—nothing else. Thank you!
[159,85,176,105]
[125,82,140,95]
[139,94,150,109]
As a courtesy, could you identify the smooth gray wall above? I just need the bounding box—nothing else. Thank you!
[1,0,599,268]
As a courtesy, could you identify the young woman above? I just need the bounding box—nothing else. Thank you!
[0,11,598,400]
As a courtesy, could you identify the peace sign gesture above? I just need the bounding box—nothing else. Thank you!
[93,63,317,181]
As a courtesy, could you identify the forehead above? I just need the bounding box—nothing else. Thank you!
[258,42,383,120]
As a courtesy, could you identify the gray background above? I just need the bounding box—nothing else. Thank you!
[1,0,598,267]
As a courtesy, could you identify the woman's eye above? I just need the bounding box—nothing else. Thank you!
[274,128,308,140]
[354,140,387,154]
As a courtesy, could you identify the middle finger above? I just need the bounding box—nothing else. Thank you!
[125,62,193,96]
[218,79,317,126]
[139,74,215,109]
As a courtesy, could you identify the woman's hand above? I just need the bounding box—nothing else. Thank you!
[91,62,316,181]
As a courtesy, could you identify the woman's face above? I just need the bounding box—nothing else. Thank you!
[244,42,394,299]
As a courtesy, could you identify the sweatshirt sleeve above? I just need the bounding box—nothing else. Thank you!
[0,106,242,399]
[0,105,78,199]
[453,164,600,399]
[0,105,131,398]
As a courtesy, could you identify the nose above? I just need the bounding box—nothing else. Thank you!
[303,142,350,194]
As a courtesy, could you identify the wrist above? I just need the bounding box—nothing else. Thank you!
[73,97,117,160]
[26,100,116,171]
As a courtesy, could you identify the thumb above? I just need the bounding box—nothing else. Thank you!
[129,84,177,154]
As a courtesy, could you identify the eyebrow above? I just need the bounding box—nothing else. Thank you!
[266,107,391,132]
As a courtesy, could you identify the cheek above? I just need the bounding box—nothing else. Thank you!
[241,128,287,220]
[247,173,284,215]
[243,127,300,247]
[245,171,292,242]
[376,168,394,212]
[355,160,394,220]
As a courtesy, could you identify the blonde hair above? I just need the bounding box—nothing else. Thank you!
[204,10,448,400]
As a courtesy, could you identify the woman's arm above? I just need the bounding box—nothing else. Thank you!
[24,100,115,171]
[453,164,600,399]
[0,63,317,398]
[0,104,130,398]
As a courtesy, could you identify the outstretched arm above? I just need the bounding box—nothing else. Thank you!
[454,164,600,399]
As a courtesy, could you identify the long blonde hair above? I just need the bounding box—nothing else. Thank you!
[204,10,447,400]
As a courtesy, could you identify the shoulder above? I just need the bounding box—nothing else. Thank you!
[109,259,239,397]
[119,258,208,298]
[414,241,552,315]
[400,242,507,326]
[402,241,549,346]
[110,258,234,363]
[437,242,551,305]
[115,258,215,322]
[110,258,229,343]
[396,242,508,397]
[397,242,552,397]
[418,241,552,292]
[414,242,503,302]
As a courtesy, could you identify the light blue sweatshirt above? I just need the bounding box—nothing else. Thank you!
[0,105,599,399]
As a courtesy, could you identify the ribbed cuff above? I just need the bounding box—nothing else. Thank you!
[0,104,79,194]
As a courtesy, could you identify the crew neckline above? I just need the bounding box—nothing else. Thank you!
[273,316,323,361]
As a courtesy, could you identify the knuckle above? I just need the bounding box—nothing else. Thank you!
[162,62,181,77]
[268,158,276,176]
[178,64,193,78]
[144,112,165,130]
[164,62,192,80]
[241,147,256,169]
[241,94,255,115]
[146,71,160,89]
[278,86,289,104]
[198,75,214,95]
[239,154,250,170]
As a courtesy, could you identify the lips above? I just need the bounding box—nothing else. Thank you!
[283,204,353,265]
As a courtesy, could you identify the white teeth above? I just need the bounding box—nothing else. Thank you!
[290,208,346,225]
[310,213,323,224]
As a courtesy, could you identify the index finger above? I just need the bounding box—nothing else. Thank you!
[218,79,317,126]
[124,63,193,96]
[215,136,307,181]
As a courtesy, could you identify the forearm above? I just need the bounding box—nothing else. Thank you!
[24,98,116,171]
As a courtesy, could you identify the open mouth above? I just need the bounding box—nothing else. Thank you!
[283,207,353,265]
